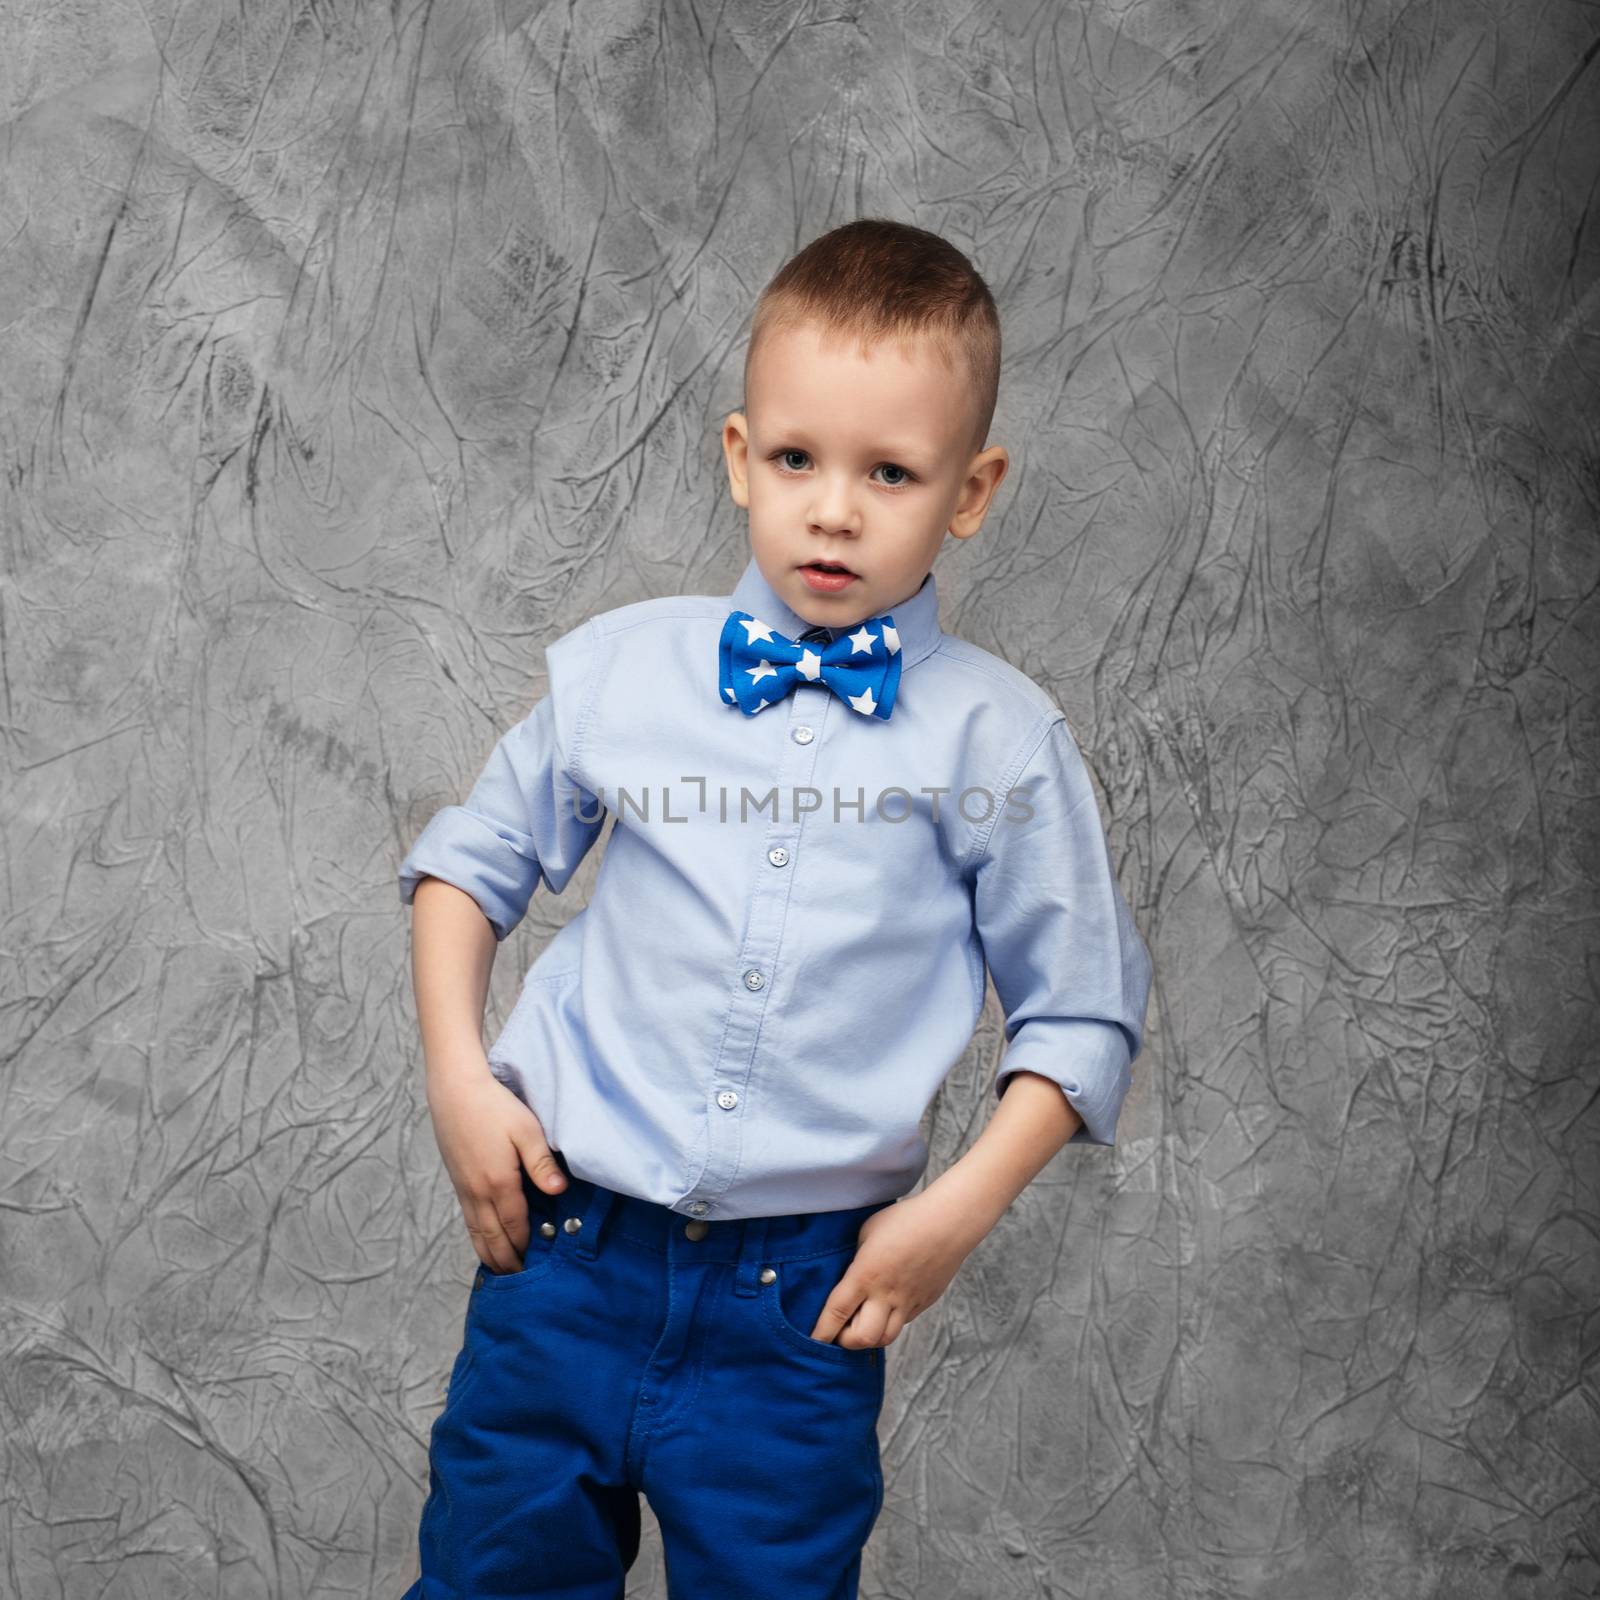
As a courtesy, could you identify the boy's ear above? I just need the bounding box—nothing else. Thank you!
[948,444,1009,540]
[722,411,751,509]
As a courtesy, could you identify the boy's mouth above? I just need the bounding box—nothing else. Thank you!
[798,559,858,594]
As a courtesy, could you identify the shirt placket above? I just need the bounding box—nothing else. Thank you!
[678,626,833,1215]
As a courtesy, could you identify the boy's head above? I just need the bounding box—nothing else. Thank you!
[722,219,1009,629]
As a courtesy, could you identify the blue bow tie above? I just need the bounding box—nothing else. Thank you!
[718,609,904,720]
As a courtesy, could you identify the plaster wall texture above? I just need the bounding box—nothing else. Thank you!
[1,2,1595,1596]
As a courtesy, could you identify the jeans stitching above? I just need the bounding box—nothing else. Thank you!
[626,1234,678,1472]
[439,1326,480,1414]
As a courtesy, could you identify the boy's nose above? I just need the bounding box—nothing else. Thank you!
[808,482,860,532]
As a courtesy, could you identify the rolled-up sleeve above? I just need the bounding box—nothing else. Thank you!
[398,624,607,941]
[970,715,1154,1145]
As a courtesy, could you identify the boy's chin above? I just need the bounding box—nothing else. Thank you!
[788,583,874,624]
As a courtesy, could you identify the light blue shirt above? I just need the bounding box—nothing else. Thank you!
[398,557,1153,1218]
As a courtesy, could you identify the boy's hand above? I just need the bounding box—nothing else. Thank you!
[811,1070,1088,1347]
[808,1185,986,1350]
[426,1060,569,1275]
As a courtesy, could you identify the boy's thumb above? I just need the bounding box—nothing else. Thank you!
[523,1149,567,1192]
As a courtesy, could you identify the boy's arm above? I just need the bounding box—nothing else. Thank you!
[401,686,600,1079]
[815,716,1152,1347]
[397,653,608,1258]
[938,713,1154,1237]
[810,713,1154,1351]
[410,872,573,1262]
[970,714,1152,1135]
[399,689,606,942]
[411,874,497,1086]
[399,614,604,942]
[916,1069,1085,1251]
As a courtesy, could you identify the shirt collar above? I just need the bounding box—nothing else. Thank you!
[728,555,944,672]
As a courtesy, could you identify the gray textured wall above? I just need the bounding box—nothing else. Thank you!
[2,2,1595,1596]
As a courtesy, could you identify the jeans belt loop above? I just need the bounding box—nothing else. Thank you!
[571,1177,615,1261]
[733,1215,772,1296]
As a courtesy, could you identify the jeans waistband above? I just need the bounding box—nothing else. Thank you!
[533,1149,896,1299]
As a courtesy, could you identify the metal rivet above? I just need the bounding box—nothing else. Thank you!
[539,1221,557,1239]
[759,1266,776,1284]
[563,1216,582,1234]
[684,1219,710,1241]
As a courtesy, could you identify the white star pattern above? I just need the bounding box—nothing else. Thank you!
[720,607,900,718]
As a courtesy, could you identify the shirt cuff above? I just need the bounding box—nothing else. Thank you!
[993,1018,1134,1145]
[396,804,542,942]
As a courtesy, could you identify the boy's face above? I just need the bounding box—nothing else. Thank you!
[722,319,1009,628]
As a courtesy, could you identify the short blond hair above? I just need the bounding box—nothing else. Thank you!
[745,219,1001,455]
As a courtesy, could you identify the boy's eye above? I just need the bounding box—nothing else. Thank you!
[771,450,916,488]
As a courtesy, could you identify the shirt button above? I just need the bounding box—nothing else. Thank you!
[791,725,814,745]
[767,846,789,867]
[717,1090,739,1110]
[743,968,765,990]
[689,1200,708,1214]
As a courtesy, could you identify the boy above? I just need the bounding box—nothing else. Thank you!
[396,218,1153,1600]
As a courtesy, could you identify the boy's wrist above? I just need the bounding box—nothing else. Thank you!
[914,1161,1015,1253]
[423,1044,496,1093]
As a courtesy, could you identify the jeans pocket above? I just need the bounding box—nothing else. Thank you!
[473,1247,563,1295]
[470,1169,568,1297]
[759,1244,881,1369]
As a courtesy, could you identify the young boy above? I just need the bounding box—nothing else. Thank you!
[395,218,1153,1600]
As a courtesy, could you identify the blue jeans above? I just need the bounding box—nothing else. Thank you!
[400,1151,896,1598]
